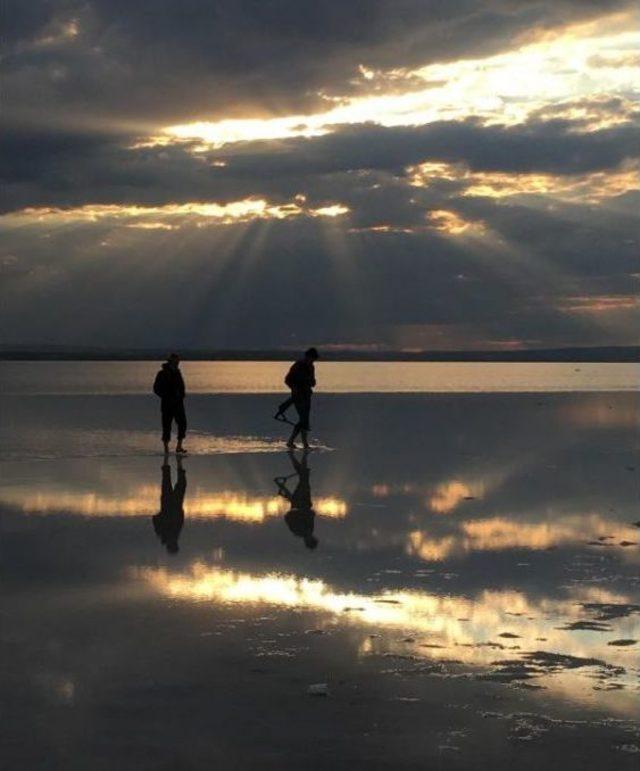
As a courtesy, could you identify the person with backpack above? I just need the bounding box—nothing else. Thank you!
[274,450,318,549]
[274,347,319,449]
[153,353,188,454]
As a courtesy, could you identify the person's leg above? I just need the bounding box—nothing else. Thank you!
[175,402,187,453]
[161,463,172,504]
[161,404,172,453]
[289,393,310,448]
[175,455,187,501]
[275,395,294,419]
[299,395,311,449]
[287,424,300,448]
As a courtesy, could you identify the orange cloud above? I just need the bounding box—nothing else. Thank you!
[558,295,638,314]
[3,199,349,228]
[428,481,473,514]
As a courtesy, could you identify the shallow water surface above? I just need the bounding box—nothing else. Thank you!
[1,359,637,394]
[1,364,638,769]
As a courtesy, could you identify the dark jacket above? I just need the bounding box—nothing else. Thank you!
[285,359,316,393]
[153,363,185,402]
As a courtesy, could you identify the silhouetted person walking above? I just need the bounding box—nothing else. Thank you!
[274,347,319,449]
[152,457,187,554]
[274,450,318,549]
[153,353,187,454]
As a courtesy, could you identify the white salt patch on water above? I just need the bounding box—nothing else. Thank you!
[0,430,292,461]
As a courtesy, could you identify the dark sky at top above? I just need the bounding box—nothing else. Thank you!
[1,0,638,350]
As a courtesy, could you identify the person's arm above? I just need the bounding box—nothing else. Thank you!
[178,370,186,399]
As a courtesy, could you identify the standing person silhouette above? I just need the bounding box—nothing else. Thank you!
[152,456,187,554]
[274,348,319,450]
[153,353,188,454]
[274,450,318,549]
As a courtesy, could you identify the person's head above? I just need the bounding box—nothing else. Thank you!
[304,535,319,550]
[304,347,319,362]
[167,352,180,369]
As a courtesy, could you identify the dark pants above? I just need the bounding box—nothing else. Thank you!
[293,391,311,431]
[161,400,187,442]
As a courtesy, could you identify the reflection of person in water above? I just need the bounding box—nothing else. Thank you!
[152,457,186,554]
[274,450,318,549]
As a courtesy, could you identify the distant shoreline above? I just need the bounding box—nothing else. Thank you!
[0,347,638,363]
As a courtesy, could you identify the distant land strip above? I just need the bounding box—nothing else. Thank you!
[0,347,638,363]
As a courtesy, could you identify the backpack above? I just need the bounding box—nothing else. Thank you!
[153,370,163,397]
[284,364,296,388]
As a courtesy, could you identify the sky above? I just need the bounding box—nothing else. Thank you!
[1,0,639,351]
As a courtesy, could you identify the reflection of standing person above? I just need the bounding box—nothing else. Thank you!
[274,348,319,450]
[274,450,318,549]
[153,353,187,454]
[152,457,186,554]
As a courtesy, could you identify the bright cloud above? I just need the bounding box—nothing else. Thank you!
[409,160,640,203]
[156,20,640,149]
[2,199,350,228]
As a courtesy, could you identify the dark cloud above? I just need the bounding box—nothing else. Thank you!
[452,195,639,276]
[2,114,638,214]
[526,95,640,126]
[217,118,640,177]
[0,218,535,347]
[2,0,635,124]
[1,196,637,350]
[3,0,55,45]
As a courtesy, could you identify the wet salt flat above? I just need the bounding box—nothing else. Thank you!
[1,363,639,770]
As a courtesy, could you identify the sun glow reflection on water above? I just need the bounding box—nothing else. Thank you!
[0,487,347,521]
[137,562,640,712]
